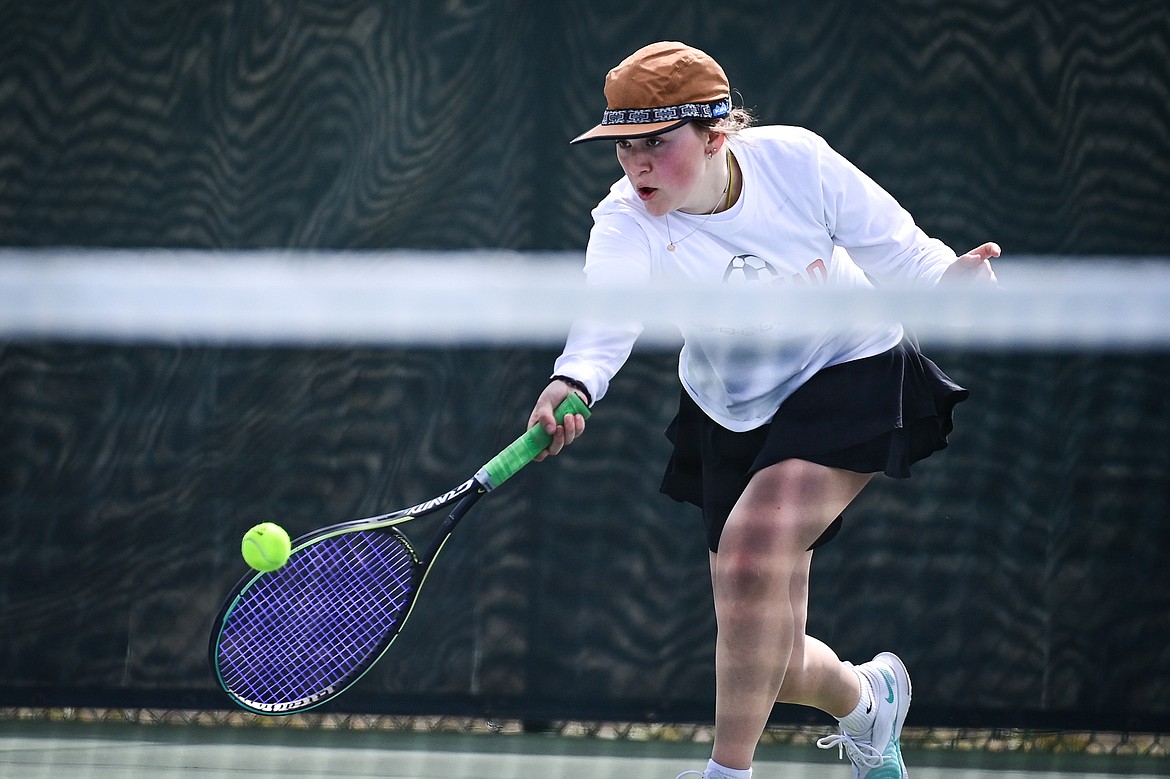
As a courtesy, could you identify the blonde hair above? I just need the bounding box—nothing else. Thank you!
[694,106,757,137]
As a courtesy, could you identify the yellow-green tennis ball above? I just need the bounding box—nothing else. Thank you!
[241,522,291,572]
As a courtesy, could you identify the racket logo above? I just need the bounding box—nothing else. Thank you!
[235,686,335,713]
[406,477,475,516]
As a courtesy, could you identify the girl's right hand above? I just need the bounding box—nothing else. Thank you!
[528,379,588,462]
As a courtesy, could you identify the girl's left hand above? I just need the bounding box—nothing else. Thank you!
[941,241,1000,286]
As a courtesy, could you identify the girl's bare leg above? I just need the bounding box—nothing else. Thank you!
[708,460,872,770]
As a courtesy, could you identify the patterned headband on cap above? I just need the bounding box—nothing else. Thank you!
[600,97,732,127]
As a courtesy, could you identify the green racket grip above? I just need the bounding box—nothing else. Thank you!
[477,392,591,490]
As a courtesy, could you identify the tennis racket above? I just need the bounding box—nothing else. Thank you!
[209,393,590,715]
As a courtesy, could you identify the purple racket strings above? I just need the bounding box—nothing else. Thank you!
[216,530,417,710]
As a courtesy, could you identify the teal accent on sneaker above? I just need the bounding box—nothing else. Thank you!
[863,736,906,779]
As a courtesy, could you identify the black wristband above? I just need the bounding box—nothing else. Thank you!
[551,374,592,406]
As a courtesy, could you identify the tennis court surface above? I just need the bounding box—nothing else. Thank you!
[2,719,1166,778]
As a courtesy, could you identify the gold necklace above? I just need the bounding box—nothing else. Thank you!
[666,151,734,253]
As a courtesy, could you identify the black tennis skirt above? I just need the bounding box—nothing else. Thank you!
[659,337,969,552]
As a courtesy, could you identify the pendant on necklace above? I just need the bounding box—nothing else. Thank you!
[667,243,676,252]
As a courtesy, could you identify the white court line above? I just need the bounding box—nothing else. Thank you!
[0,732,1164,779]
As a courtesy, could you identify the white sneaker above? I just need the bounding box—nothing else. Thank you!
[817,652,912,778]
[674,772,705,779]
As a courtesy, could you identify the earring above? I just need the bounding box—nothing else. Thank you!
[706,149,714,159]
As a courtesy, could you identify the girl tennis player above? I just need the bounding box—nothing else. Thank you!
[529,41,999,779]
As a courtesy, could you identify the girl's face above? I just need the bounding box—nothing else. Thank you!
[615,124,721,218]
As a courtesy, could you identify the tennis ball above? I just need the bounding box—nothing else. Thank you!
[241,522,291,572]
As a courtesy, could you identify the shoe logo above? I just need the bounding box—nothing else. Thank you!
[882,671,895,704]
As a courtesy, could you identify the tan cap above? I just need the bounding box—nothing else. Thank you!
[570,41,732,144]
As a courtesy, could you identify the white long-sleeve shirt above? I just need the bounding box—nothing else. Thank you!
[553,125,957,432]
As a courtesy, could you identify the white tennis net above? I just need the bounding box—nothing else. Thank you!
[1,248,1168,350]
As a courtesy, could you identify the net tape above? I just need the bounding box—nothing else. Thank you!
[2,249,1169,350]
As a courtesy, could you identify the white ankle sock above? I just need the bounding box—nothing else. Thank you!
[838,666,876,735]
[705,758,752,779]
